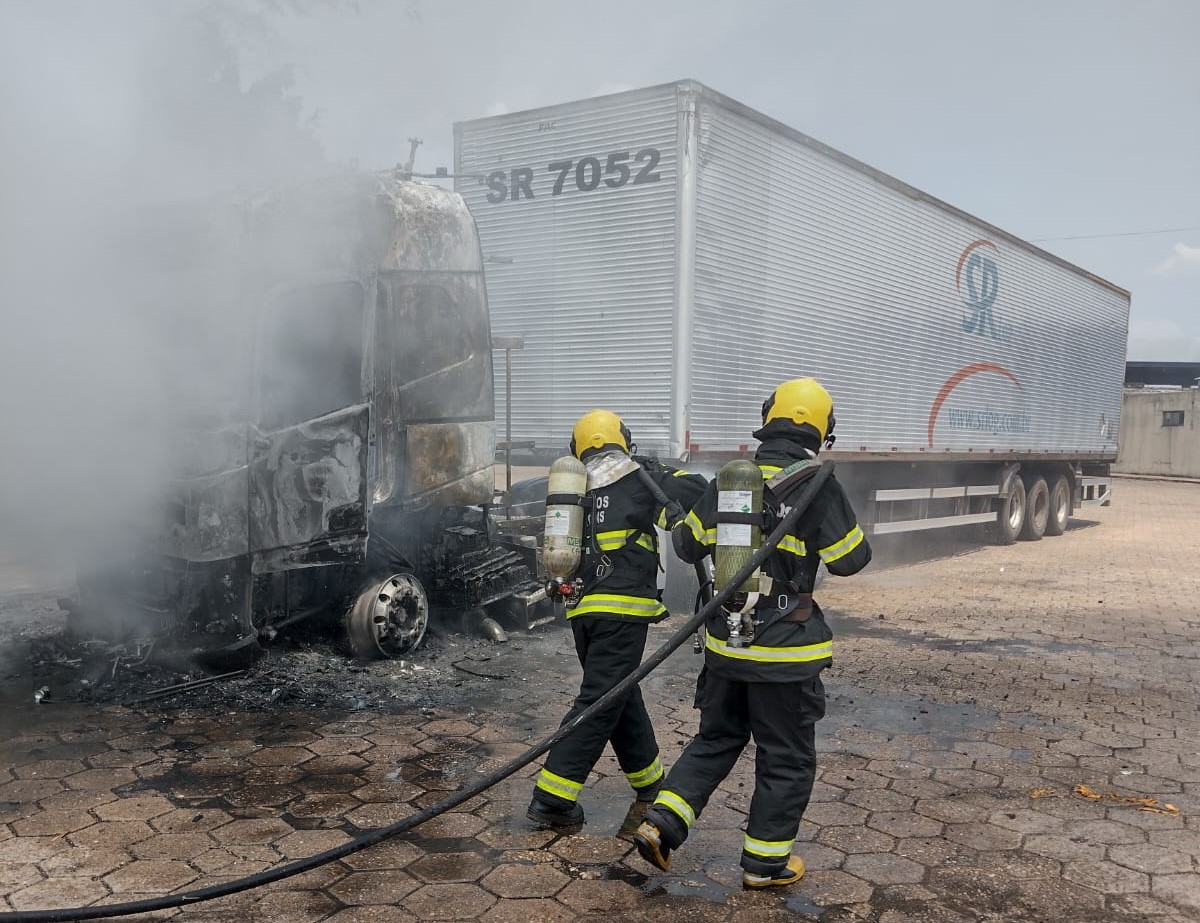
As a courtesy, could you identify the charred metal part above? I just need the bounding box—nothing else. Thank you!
[400,137,422,178]
[252,536,365,574]
[420,535,534,611]
[346,573,429,660]
[161,426,251,564]
[370,503,542,617]
[33,656,81,668]
[451,659,508,680]
[249,405,369,567]
[258,604,330,642]
[400,422,496,510]
[479,617,507,643]
[508,585,555,630]
[475,582,553,633]
[365,529,412,575]
[127,670,248,704]
[192,634,265,673]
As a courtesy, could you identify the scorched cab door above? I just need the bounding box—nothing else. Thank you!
[248,281,370,565]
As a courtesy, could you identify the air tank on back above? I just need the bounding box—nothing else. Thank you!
[714,459,764,594]
[543,455,588,579]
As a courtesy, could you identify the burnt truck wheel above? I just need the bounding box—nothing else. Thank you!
[346,573,429,659]
[1020,476,1050,541]
[988,475,1026,545]
[1045,474,1071,536]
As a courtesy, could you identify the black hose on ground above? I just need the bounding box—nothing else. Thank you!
[2,464,834,923]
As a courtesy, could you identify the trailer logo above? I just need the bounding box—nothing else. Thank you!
[955,239,1011,342]
[927,362,1027,447]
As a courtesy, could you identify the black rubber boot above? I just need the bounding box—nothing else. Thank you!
[525,797,585,831]
[618,780,663,839]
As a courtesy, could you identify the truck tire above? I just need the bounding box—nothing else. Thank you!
[1020,475,1049,541]
[988,476,1026,545]
[345,572,429,659]
[1045,474,1071,536]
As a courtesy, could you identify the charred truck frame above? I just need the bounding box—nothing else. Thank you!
[75,174,548,660]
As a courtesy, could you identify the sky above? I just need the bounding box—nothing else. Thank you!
[239,0,1200,361]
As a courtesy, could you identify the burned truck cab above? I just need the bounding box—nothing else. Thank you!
[78,174,546,660]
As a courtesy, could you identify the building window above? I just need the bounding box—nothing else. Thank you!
[1163,410,1185,427]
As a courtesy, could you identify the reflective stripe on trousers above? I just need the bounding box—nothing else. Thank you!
[652,789,696,828]
[535,768,583,803]
[649,671,823,875]
[626,755,663,789]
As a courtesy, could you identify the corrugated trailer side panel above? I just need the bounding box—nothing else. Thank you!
[455,86,680,455]
[688,91,1129,459]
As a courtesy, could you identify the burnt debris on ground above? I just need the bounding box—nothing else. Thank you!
[0,590,566,715]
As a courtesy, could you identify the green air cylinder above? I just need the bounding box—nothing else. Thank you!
[714,459,764,594]
[543,455,588,579]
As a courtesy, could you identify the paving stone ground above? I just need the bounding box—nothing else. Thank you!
[1,477,1199,922]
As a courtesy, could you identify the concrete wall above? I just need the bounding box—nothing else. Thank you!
[1115,388,1200,478]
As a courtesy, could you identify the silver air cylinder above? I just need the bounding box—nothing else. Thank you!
[543,455,588,579]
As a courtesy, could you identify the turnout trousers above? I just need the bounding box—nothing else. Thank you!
[651,668,826,875]
[533,617,664,809]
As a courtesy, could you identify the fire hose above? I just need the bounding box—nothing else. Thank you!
[1,463,834,923]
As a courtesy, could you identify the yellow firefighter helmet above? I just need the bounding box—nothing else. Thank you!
[761,378,836,442]
[570,409,632,459]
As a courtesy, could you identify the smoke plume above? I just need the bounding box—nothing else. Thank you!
[0,1,335,568]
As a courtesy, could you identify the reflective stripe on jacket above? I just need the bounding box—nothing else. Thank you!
[673,453,870,680]
[568,456,707,623]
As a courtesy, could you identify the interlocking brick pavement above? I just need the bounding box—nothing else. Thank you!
[1,477,1198,921]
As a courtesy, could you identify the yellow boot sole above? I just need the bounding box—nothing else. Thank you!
[633,821,672,872]
[743,855,806,889]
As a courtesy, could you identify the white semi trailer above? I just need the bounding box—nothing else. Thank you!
[455,80,1128,544]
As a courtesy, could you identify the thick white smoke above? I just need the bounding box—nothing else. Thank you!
[0,1,337,567]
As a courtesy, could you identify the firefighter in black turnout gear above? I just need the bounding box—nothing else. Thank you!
[634,378,872,888]
[527,410,707,830]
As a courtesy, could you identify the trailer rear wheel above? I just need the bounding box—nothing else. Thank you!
[346,573,429,659]
[1045,474,1071,536]
[1020,476,1049,541]
[988,476,1026,545]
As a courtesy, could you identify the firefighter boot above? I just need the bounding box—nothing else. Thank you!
[742,855,806,889]
[633,807,686,872]
[633,820,672,871]
[526,795,584,831]
[617,782,661,841]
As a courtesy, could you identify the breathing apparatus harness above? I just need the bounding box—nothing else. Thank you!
[1,463,834,923]
[714,456,823,648]
[542,449,687,608]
